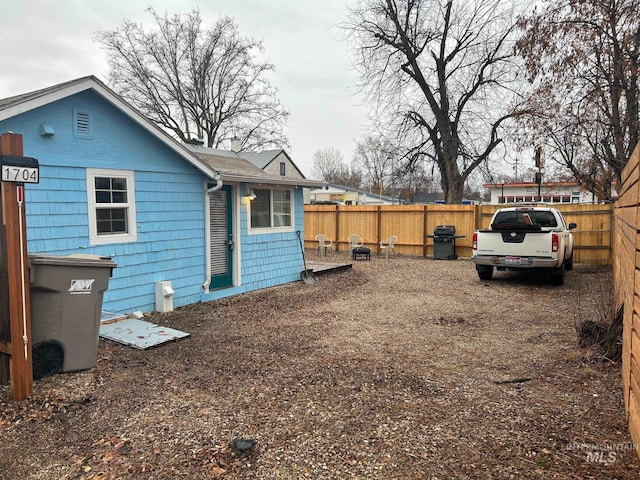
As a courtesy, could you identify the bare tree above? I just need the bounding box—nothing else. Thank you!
[516,0,640,201]
[312,148,362,187]
[396,158,438,202]
[351,133,439,201]
[353,136,395,196]
[95,8,289,151]
[312,147,346,182]
[344,0,530,203]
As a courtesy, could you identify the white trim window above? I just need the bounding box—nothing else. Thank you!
[249,187,293,231]
[86,168,137,245]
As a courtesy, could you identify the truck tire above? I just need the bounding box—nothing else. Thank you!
[476,265,493,280]
[550,263,565,285]
[565,252,574,271]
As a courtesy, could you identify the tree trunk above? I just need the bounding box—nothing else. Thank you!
[439,126,464,204]
[444,177,464,204]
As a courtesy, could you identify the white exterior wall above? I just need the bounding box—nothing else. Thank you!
[486,183,595,204]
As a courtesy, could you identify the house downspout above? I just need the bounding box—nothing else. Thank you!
[203,173,223,290]
[207,173,223,193]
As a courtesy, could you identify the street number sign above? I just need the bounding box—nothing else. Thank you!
[0,155,39,184]
[2,165,39,183]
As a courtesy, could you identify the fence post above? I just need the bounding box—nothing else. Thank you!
[377,205,382,250]
[422,206,429,257]
[334,206,340,252]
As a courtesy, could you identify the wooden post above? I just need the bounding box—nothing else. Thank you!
[423,205,429,257]
[377,205,382,251]
[0,181,9,385]
[0,132,33,400]
[334,206,340,253]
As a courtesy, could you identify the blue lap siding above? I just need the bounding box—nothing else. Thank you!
[0,86,306,314]
[1,90,209,313]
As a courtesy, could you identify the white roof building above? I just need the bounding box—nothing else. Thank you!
[308,184,400,205]
[483,181,602,204]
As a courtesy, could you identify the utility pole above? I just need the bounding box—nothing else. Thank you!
[0,132,36,400]
[389,156,396,205]
[534,146,544,202]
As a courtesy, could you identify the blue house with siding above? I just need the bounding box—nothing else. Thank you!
[0,76,324,315]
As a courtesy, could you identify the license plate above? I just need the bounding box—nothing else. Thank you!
[505,256,522,265]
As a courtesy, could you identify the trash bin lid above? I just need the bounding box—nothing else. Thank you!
[28,253,117,269]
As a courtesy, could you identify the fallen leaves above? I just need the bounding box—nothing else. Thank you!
[0,258,638,479]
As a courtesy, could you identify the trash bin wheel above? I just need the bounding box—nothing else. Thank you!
[32,340,64,380]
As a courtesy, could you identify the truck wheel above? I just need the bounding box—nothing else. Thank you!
[565,253,574,271]
[476,265,493,280]
[550,263,565,285]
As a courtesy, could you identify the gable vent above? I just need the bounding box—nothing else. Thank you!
[73,108,93,138]
[76,112,90,134]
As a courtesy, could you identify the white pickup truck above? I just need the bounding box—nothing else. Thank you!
[471,206,577,284]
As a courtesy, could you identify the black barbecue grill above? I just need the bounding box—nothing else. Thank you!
[427,225,465,260]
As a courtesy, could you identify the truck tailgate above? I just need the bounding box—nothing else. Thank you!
[475,231,553,257]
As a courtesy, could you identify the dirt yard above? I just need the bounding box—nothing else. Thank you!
[1,254,638,479]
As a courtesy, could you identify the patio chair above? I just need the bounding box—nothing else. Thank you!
[315,234,334,256]
[379,235,398,259]
[347,234,364,253]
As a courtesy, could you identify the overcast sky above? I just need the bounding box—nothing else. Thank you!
[0,0,367,178]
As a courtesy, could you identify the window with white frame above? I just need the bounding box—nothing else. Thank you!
[249,187,293,230]
[87,168,137,245]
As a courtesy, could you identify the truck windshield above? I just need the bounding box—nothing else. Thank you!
[493,211,558,228]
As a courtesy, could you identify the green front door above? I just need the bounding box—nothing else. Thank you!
[209,184,233,289]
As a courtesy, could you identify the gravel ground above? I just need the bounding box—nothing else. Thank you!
[1,253,638,479]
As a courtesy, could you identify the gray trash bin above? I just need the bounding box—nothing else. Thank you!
[28,254,116,378]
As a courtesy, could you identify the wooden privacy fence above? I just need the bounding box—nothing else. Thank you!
[305,203,612,264]
[614,142,640,453]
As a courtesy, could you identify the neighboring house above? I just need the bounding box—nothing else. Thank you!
[412,192,480,205]
[236,148,305,179]
[308,184,400,205]
[412,192,445,204]
[231,147,320,205]
[0,76,324,315]
[483,181,608,204]
[411,192,477,205]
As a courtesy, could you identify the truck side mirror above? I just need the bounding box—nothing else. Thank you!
[568,222,577,230]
